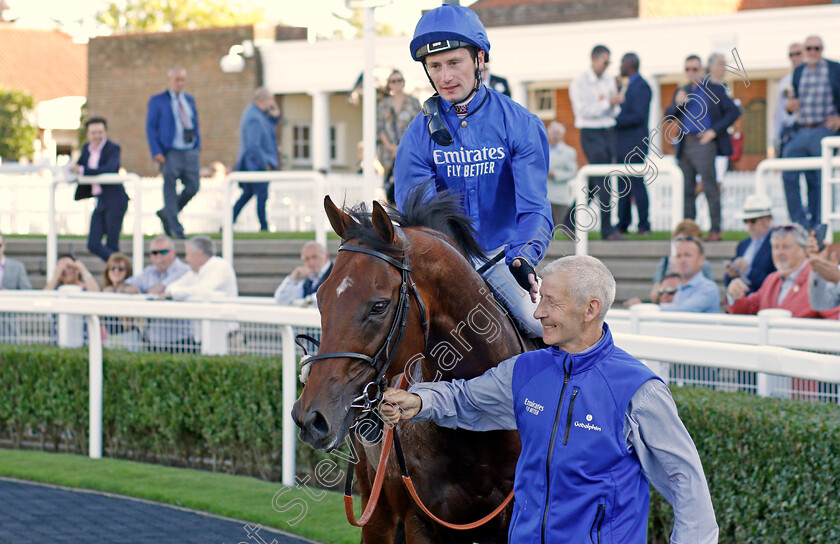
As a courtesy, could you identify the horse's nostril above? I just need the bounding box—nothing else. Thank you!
[305,410,331,441]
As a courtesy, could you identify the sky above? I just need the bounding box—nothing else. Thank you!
[3,0,476,42]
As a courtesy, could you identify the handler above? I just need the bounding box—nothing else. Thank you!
[382,255,719,543]
[394,4,553,337]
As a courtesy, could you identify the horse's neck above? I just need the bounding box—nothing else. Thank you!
[420,291,521,382]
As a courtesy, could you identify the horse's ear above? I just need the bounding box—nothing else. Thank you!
[371,201,396,244]
[324,196,351,239]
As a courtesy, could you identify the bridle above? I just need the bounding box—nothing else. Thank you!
[296,228,428,429]
[297,228,515,531]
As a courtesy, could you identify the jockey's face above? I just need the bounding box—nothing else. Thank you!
[424,47,484,103]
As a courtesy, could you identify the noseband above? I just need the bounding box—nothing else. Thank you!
[296,229,429,428]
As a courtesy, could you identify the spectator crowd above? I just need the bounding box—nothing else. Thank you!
[1,31,839,354]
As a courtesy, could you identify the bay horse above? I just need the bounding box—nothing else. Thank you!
[291,189,528,543]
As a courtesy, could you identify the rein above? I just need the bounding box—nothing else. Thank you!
[299,232,513,530]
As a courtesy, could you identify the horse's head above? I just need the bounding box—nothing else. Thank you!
[292,197,427,452]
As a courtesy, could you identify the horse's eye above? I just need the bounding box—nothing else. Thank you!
[371,301,389,315]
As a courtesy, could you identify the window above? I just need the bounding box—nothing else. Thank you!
[290,124,343,167]
[530,88,556,120]
[292,125,310,161]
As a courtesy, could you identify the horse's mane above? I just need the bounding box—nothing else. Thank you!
[341,182,486,264]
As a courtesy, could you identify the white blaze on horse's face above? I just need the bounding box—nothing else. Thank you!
[336,276,353,298]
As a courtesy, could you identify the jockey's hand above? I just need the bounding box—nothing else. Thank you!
[380,387,422,425]
[510,258,539,303]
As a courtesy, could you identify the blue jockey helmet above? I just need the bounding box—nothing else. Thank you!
[410,4,491,63]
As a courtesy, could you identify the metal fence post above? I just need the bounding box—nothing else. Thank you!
[757,308,792,397]
[131,174,144,275]
[281,324,297,487]
[86,314,103,459]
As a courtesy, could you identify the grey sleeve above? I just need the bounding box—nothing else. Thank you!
[17,262,32,290]
[808,268,840,311]
[624,380,719,544]
[408,355,518,431]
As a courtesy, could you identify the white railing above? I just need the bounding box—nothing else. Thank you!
[222,171,328,265]
[47,173,144,279]
[0,168,368,251]
[570,158,684,255]
[0,290,321,486]
[823,135,840,238]
[3,290,840,475]
[754,136,840,238]
[607,305,840,355]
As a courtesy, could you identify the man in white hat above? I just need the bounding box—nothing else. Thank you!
[724,194,776,297]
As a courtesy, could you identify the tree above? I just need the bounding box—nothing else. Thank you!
[330,8,396,39]
[96,0,267,33]
[0,88,38,162]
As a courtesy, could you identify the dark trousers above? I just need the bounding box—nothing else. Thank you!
[617,175,650,232]
[232,181,269,231]
[781,125,834,229]
[679,136,720,232]
[87,192,129,261]
[580,128,616,237]
[550,204,573,238]
[161,148,200,236]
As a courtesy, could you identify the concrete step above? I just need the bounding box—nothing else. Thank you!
[3,237,737,302]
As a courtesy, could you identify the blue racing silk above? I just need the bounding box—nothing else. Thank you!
[394,84,554,265]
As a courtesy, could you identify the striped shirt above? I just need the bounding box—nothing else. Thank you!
[798,59,837,125]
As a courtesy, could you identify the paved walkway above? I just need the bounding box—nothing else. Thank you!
[0,477,319,544]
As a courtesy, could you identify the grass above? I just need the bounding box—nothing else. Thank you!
[0,449,360,544]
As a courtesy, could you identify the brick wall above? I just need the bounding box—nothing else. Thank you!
[471,0,638,27]
[640,0,830,18]
[552,78,769,171]
[87,25,305,177]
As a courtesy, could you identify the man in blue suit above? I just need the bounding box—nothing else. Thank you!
[232,87,281,232]
[665,54,741,242]
[145,66,201,239]
[724,194,776,298]
[615,52,652,235]
[71,117,126,262]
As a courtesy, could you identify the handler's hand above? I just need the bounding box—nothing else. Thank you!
[380,388,422,426]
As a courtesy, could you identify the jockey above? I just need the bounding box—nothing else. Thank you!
[394,3,554,338]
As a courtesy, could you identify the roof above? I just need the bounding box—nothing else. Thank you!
[0,23,87,102]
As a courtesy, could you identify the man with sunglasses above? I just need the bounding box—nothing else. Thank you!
[395,4,552,338]
[782,35,840,230]
[773,43,804,158]
[660,237,719,313]
[125,235,193,351]
[724,194,776,298]
[666,54,741,243]
[623,272,680,308]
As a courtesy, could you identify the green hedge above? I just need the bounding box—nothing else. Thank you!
[0,344,287,479]
[650,386,840,543]
[1,345,839,541]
